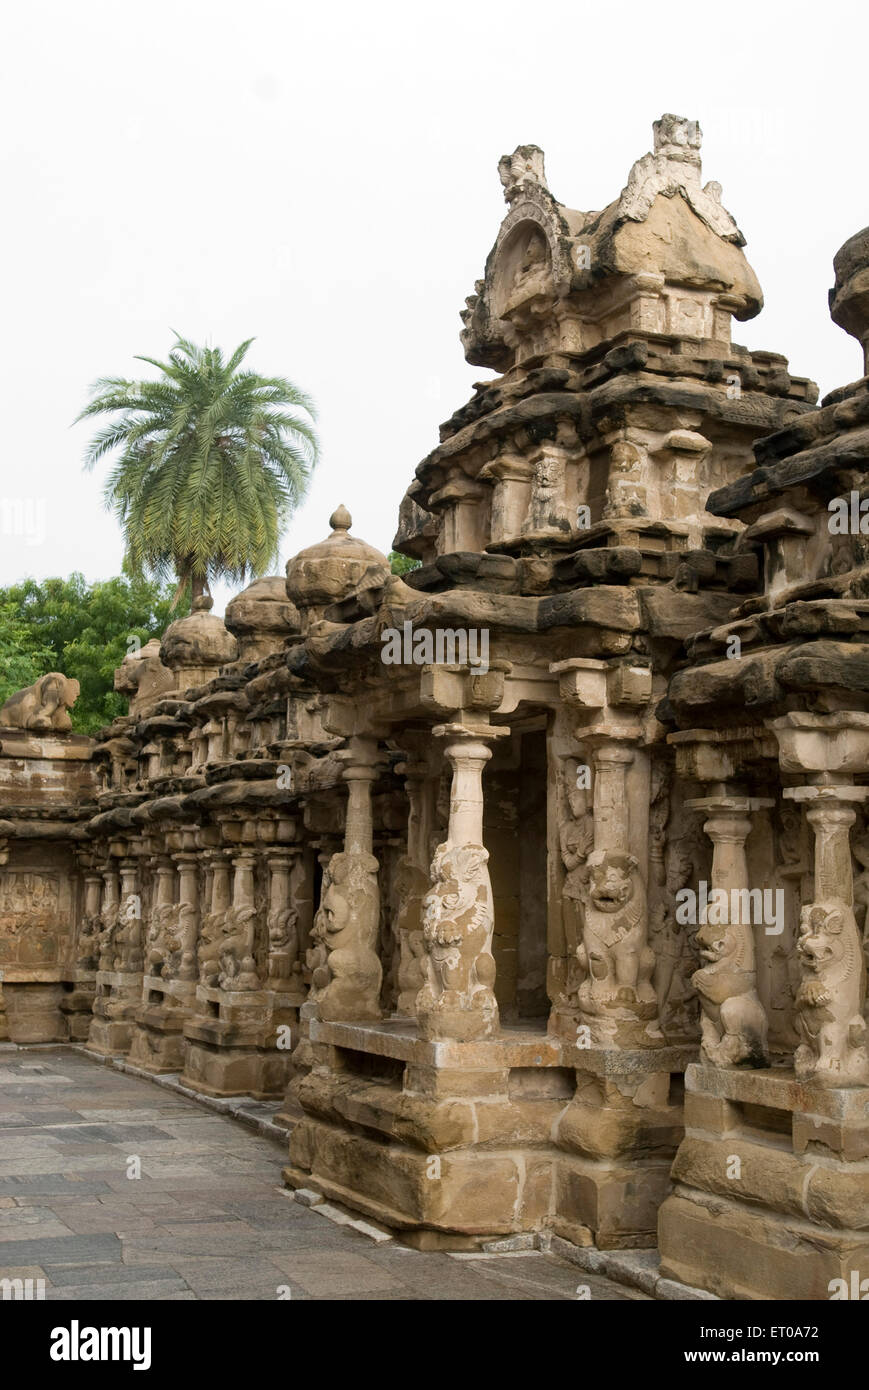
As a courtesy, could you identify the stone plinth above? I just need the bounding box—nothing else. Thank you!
[59,968,96,1042]
[1,977,68,1043]
[127,976,198,1074]
[86,970,142,1057]
[658,1062,869,1299]
[180,986,297,1100]
[284,1018,694,1247]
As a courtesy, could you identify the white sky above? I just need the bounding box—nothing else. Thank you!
[1,0,866,615]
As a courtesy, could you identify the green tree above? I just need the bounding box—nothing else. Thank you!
[0,602,55,709]
[77,335,318,605]
[0,573,189,734]
[388,550,421,575]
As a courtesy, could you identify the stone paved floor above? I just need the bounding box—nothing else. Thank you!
[0,1047,649,1301]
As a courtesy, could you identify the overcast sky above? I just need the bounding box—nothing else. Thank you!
[2,0,865,614]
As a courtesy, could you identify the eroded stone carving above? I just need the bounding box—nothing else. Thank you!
[618,113,743,244]
[417,842,497,1041]
[314,850,381,1020]
[795,902,869,1084]
[0,674,80,732]
[576,849,660,1045]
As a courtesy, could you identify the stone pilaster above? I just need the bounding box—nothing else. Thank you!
[393,751,433,1016]
[784,788,869,1086]
[686,795,771,1068]
[314,736,383,1022]
[265,849,303,995]
[416,721,506,1041]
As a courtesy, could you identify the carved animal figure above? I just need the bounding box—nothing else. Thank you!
[97,897,120,970]
[795,901,869,1085]
[393,857,429,1015]
[316,851,381,1021]
[0,673,80,731]
[692,912,768,1067]
[198,906,230,986]
[416,843,498,1041]
[217,906,260,991]
[576,850,658,1043]
[145,903,180,978]
[267,904,300,981]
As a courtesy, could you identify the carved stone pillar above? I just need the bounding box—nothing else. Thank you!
[174,854,200,983]
[315,736,383,1021]
[416,721,506,1041]
[591,739,634,854]
[394,752,433,1016]
[146,859,175,979]
[117,859,143,974]
[79,870,103,972]
[199,852,231,987]
[478,455,533,546]
[224,852,260,991]
[787,788,869,1085]
[98,865,120,971]
[771,712,869,1085]
[570,735,660,1046]
[266,850,301,992]
[686,795,771,1068]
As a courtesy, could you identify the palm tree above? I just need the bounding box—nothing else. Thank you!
[77,335,318,605]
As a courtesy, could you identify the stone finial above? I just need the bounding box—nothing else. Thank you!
[498,144,548,205]
[224,576,300,661]
[830,227,869,376]
[653,113,702,164]
[159,603,238,688]
[286,506,390,618]
[618,113,743,245]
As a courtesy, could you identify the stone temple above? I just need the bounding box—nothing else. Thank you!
[3,114,869,1300]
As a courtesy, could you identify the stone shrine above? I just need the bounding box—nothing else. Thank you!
[3,115,868,1298]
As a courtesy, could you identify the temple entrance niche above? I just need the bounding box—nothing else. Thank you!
[484,724,549,1023]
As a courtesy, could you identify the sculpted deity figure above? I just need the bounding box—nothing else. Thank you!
[651,840,695,1027]
[794,902,869,1085]
[97,889,120,971]
[558,774,595,1004]
[576,849,660,1045]
[504,231,554,318]
[851,831,869,969]
[416,843,498,1041]
[394,856,430,1016]
[77,876,103,973]
[307,904,330,1001]
[76,909,101,972]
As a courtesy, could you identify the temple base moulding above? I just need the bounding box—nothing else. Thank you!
[657,1062,869,1299]
[284,1018,696,1248]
